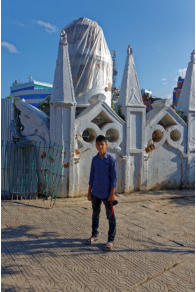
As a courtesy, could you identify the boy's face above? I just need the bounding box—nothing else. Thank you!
[96,141,108,155]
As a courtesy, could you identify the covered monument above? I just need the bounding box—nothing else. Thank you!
[63,17,113,107]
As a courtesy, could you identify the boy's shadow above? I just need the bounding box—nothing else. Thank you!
[2,225,107,256]
[2,225,194,256]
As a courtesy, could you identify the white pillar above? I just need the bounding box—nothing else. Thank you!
[119,46,146,192]
[50,30,77,197]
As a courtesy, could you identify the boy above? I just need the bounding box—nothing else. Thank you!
[86,135,117,251]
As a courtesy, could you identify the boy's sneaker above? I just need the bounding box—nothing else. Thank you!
[85,236,98,245]
[103,241,113,251]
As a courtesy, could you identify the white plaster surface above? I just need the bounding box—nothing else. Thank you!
[51,31,76,105]
[145,105,188,189]
[74,100,125,196]
[118,46,143,108]
[14,100,49,143]
[50,30,76,197]
[147,144,182,189]
[188,112,195,153]
[118,45,146,193]
[176,50,195,115]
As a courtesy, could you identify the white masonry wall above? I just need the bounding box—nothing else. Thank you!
[124,106,146,192]
[144,105,188,190]
[72,100,125,197]
[187,111,195,187]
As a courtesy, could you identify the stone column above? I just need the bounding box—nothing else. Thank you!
[50,30,76,197]
[118,46,146,192]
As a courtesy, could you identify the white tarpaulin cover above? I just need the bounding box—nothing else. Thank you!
[63,17,112,106]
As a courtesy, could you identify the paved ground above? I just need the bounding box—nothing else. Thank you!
[1,190,195,292]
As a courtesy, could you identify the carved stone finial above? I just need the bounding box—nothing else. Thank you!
[191,50,195,63]
[127,45,132,55]
[60,29,67,45]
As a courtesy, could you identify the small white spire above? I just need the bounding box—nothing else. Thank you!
[118,45,143,107]
[51,30,76,104]
[176,50,195,115]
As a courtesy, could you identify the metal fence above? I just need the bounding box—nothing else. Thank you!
[1,140,66,205]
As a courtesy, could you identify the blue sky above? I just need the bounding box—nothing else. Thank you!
[2,0,195,99]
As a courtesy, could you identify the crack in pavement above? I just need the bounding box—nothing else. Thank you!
[131,261,181,289]
[169,240,185,247]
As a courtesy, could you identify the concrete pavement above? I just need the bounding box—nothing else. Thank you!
[1,190,195,291]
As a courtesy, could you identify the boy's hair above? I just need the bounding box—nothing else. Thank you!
[96,135,107,143]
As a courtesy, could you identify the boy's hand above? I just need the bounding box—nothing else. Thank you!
[108,188,115,201]
[87,192,92,201]
[87,185,92,201]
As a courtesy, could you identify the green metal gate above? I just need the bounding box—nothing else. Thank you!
[1,140,66,204]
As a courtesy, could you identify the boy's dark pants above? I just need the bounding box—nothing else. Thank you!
[91,195,116,242]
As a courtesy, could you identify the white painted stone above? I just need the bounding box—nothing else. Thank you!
[145,105,188,188]
[118,45,143,109]
[146,106,187,153]
[147,144,183,189]
[176,50,195,188]
[152,99,172,109]
[176,50,195,115]
[50,30,76,197]
[187,154,195,187]
[14,100,49,143]
[73,100,125,196]
[188,112,195,153]
[187,111,195,187]
[51,30,76,105]
[119,46,146,192]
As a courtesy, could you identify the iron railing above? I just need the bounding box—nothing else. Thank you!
[1,140,66,205]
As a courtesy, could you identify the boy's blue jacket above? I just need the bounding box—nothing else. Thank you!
[89,152,117,199]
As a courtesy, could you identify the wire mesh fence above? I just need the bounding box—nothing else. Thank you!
[1,140,66,204]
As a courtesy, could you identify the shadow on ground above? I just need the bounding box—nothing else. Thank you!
[2,200,50,210]
[2,225,194,258]
[1,284,19,292]
[2,265,21,276]
[169,195,195,206]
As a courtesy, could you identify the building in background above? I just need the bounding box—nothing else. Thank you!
[141,89,153,111]
[10,76,53,107]
[141,89,164,112]
[172,76,184,108]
